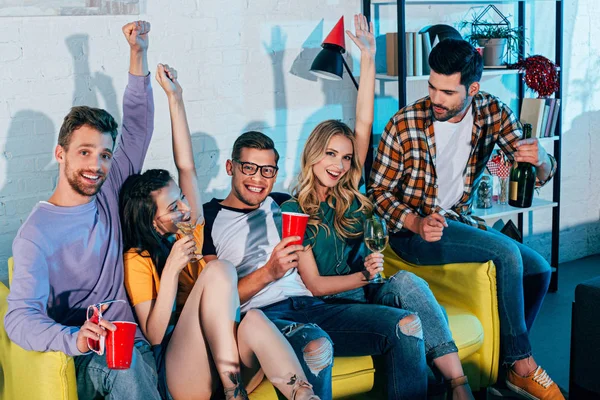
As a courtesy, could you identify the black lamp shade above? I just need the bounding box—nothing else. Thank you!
[310,46,344,81]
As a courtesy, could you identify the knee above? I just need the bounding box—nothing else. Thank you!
[302,336,333,376]
[238,309,270,336]
[397,314,423,340]
[392,270,428,291]
[201,259,238,286]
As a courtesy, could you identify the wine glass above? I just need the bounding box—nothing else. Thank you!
[363,215,389,283]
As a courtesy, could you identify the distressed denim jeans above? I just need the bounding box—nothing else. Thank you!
[389,220,551,364]
[260,295,427,400]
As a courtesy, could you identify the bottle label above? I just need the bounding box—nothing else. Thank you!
[510,181,518,201]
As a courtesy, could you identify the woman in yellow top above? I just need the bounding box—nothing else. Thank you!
[120,64,319,400]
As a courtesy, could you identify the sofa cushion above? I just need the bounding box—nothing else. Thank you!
[445,304,484,359]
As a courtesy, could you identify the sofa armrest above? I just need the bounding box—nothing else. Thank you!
[1,281,78,400]
[382,247,500,387]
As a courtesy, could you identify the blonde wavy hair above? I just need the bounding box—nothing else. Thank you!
[291,120,373,239]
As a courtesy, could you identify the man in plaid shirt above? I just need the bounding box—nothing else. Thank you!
[369,39,563,400]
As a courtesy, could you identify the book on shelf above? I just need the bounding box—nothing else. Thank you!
[413,32,423,76]
[386,32,398,76]
[520,98,546,138]
[546,99,561,137]
[405,32,414,76]
[384,30,432,77]
[520,98,562,138]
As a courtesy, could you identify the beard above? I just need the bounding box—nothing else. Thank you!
[65,160,106,197]
[432,96,471,122]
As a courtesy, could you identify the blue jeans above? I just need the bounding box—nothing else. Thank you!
[368,271,459,363]
[261,296,427,400]
[74,341,160,400]
[389,220,551,364]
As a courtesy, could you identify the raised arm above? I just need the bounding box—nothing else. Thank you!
[155,64,203,224]
[106,21,155,195]
[346,14,376,167]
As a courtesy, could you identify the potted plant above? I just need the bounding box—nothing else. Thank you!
[459,5,526,67]
[466,25,525,66]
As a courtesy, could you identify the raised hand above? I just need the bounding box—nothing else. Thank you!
[122,20,150,53]
[346,14,375,57]
[156,63,182,97]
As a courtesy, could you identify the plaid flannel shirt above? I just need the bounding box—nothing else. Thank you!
[368,92,557,232]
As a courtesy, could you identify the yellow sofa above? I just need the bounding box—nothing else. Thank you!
[1,251,499,399]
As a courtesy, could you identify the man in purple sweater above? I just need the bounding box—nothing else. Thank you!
[4,21,160,399]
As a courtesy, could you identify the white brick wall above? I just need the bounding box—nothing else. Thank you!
[0,0,598,282]
[0,1,362,281]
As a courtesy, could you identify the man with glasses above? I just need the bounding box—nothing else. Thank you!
[201,131,428,399]
[5,21,160,399]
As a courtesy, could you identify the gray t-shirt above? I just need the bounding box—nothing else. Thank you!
[202,196,312,312]
[4,73,154,356]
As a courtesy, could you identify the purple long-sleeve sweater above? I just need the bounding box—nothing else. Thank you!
[4,73,154,356]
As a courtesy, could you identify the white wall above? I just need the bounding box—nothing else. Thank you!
[0,0,362,281]
[0,0,598,281]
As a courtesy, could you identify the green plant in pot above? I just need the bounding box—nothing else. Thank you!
[467,25,525,66]
[459,5,526,67]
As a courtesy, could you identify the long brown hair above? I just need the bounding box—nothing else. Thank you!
[291,120,372,239]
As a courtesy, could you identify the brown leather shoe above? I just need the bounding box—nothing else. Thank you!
[506,366,565,400]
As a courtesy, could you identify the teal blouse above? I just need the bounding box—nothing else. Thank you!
[281,198,367,276]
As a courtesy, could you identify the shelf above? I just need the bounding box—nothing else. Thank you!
[377,69,521,82]
[471,198,558,221]
[371,0,560,4]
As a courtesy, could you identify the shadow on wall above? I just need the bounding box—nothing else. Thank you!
[0,111,56,281]
[288,20,354,189]
[0,33,121,281]
[191,131,228,201]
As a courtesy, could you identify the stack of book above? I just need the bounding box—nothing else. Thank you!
[520,98,561,138]
[386,32,433,77]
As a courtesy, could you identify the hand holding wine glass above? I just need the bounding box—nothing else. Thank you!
[363,215,389,283]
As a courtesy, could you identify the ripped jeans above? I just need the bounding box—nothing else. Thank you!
[260,296,427,400]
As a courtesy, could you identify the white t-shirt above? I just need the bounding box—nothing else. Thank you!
[433,107,474,210]
[202,196,313,312]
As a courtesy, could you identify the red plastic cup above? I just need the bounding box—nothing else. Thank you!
[281,212,309,246]
[106,321,137,370]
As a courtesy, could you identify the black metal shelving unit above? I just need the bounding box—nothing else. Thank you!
[363,0,563,292]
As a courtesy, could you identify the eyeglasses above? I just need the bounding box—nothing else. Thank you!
[233,159,278,179]
[86,299,127,355]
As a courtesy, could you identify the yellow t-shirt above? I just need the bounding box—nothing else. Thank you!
[123,223,207,317]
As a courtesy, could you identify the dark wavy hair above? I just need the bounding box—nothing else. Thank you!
[59,106,118,150]
[429,38,483,89]
[120,169,174,276]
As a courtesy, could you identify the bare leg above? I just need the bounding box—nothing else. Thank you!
[433,353,474,400]
[237,310,319,400]
[166,260,247,399]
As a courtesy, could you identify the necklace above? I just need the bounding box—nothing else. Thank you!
[320,206,347,275]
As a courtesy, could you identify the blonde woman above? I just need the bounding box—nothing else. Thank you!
[281,16,474,400]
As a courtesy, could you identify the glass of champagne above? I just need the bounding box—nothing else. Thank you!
[363,215,389,283]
